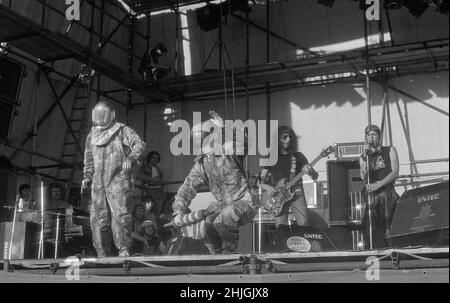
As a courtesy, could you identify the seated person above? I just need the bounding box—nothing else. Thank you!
[137,151,166,217]
[138,43,169,81]
[17,183,36,212]
[47,183,71,211]
[130,203,162,255]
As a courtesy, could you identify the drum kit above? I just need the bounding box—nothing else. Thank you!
[2,183,91,260]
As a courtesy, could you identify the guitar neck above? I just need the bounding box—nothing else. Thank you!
[286,154,323,190]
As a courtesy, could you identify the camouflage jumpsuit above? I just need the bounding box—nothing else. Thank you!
[83,122,145,256]
[173,152,256,254]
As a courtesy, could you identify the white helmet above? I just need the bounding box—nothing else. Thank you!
[92,101,115,130]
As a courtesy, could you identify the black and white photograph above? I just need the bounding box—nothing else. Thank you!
[0,0,448,286]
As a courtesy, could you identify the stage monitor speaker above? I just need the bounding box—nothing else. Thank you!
[387,181,449,248]
[327,159,365,224]
[0,221,39,259]
[164,236,210,255]
[273,225,348,252]
[0,55,24,102]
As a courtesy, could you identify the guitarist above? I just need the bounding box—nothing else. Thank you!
[260,126,318,227]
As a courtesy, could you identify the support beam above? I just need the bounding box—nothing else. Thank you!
[97,15,129,51]
[231,13,318,57]
[10,76,78,160]
[43,72,84,157]
[373,80,449,117]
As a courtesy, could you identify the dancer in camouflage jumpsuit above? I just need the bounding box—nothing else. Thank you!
[82,101,145,257]
[172,113,257,254]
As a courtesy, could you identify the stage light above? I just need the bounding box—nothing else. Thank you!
[403,0,429,18]
[384,0,403,9]
[318,0,336,7]
[196,0,251,32]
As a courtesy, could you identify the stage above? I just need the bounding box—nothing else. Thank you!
[1,247,448,283]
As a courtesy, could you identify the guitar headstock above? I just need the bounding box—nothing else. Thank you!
[320,145,335,158]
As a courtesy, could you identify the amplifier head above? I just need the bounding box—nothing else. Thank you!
[334,142,365,159]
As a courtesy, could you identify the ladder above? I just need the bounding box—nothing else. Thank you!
[56,82,91,204]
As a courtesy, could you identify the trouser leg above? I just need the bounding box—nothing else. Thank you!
[106,187,135,253]
[213,199,256,254]
[291,192,309,226]
[90,188,113,257]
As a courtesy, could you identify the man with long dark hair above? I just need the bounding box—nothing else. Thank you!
[260,126,318,227]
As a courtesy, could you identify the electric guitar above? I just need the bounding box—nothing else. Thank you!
[260,146,335,217]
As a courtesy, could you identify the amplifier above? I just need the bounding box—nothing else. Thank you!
[334,142,365,159]
[387,181,449,248]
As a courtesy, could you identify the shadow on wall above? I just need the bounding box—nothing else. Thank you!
[271,72,448,112]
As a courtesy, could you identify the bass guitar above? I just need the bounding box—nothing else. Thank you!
[260,146,335,216]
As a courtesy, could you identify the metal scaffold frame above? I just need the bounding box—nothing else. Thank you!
[0,0,448,188]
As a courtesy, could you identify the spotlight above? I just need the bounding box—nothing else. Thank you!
[318,0,336,7]
[384,0,403,9]
[196,0,250,32]
[403,0,429,18]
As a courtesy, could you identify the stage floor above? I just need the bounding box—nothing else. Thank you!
[0,247,448,283]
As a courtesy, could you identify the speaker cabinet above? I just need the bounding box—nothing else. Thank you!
[0,55,24,102]
[0,221,39,259]
[327,159,365,224]
[0,99,15,140]
[387,181,449,248]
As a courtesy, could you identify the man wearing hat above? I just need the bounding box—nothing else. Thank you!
[359,125,400,248]
[82,100,145,257]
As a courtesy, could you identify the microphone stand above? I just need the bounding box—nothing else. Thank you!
[38,180,45,259]
[54,212,61,259]
[365,152,374,250]
[8,200,18,260]
[257,173,262,254]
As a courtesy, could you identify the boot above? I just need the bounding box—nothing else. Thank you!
[221,239,238,254]
[119,247,130,257]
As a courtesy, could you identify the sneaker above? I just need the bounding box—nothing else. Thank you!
[221,240,238,254]
[119,248,130,257]
[205,243,222,255]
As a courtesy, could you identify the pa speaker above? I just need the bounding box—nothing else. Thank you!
[196,4,221,32]
[0,99,15,140]
[0,55,24,101]
[387,181,449,248]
